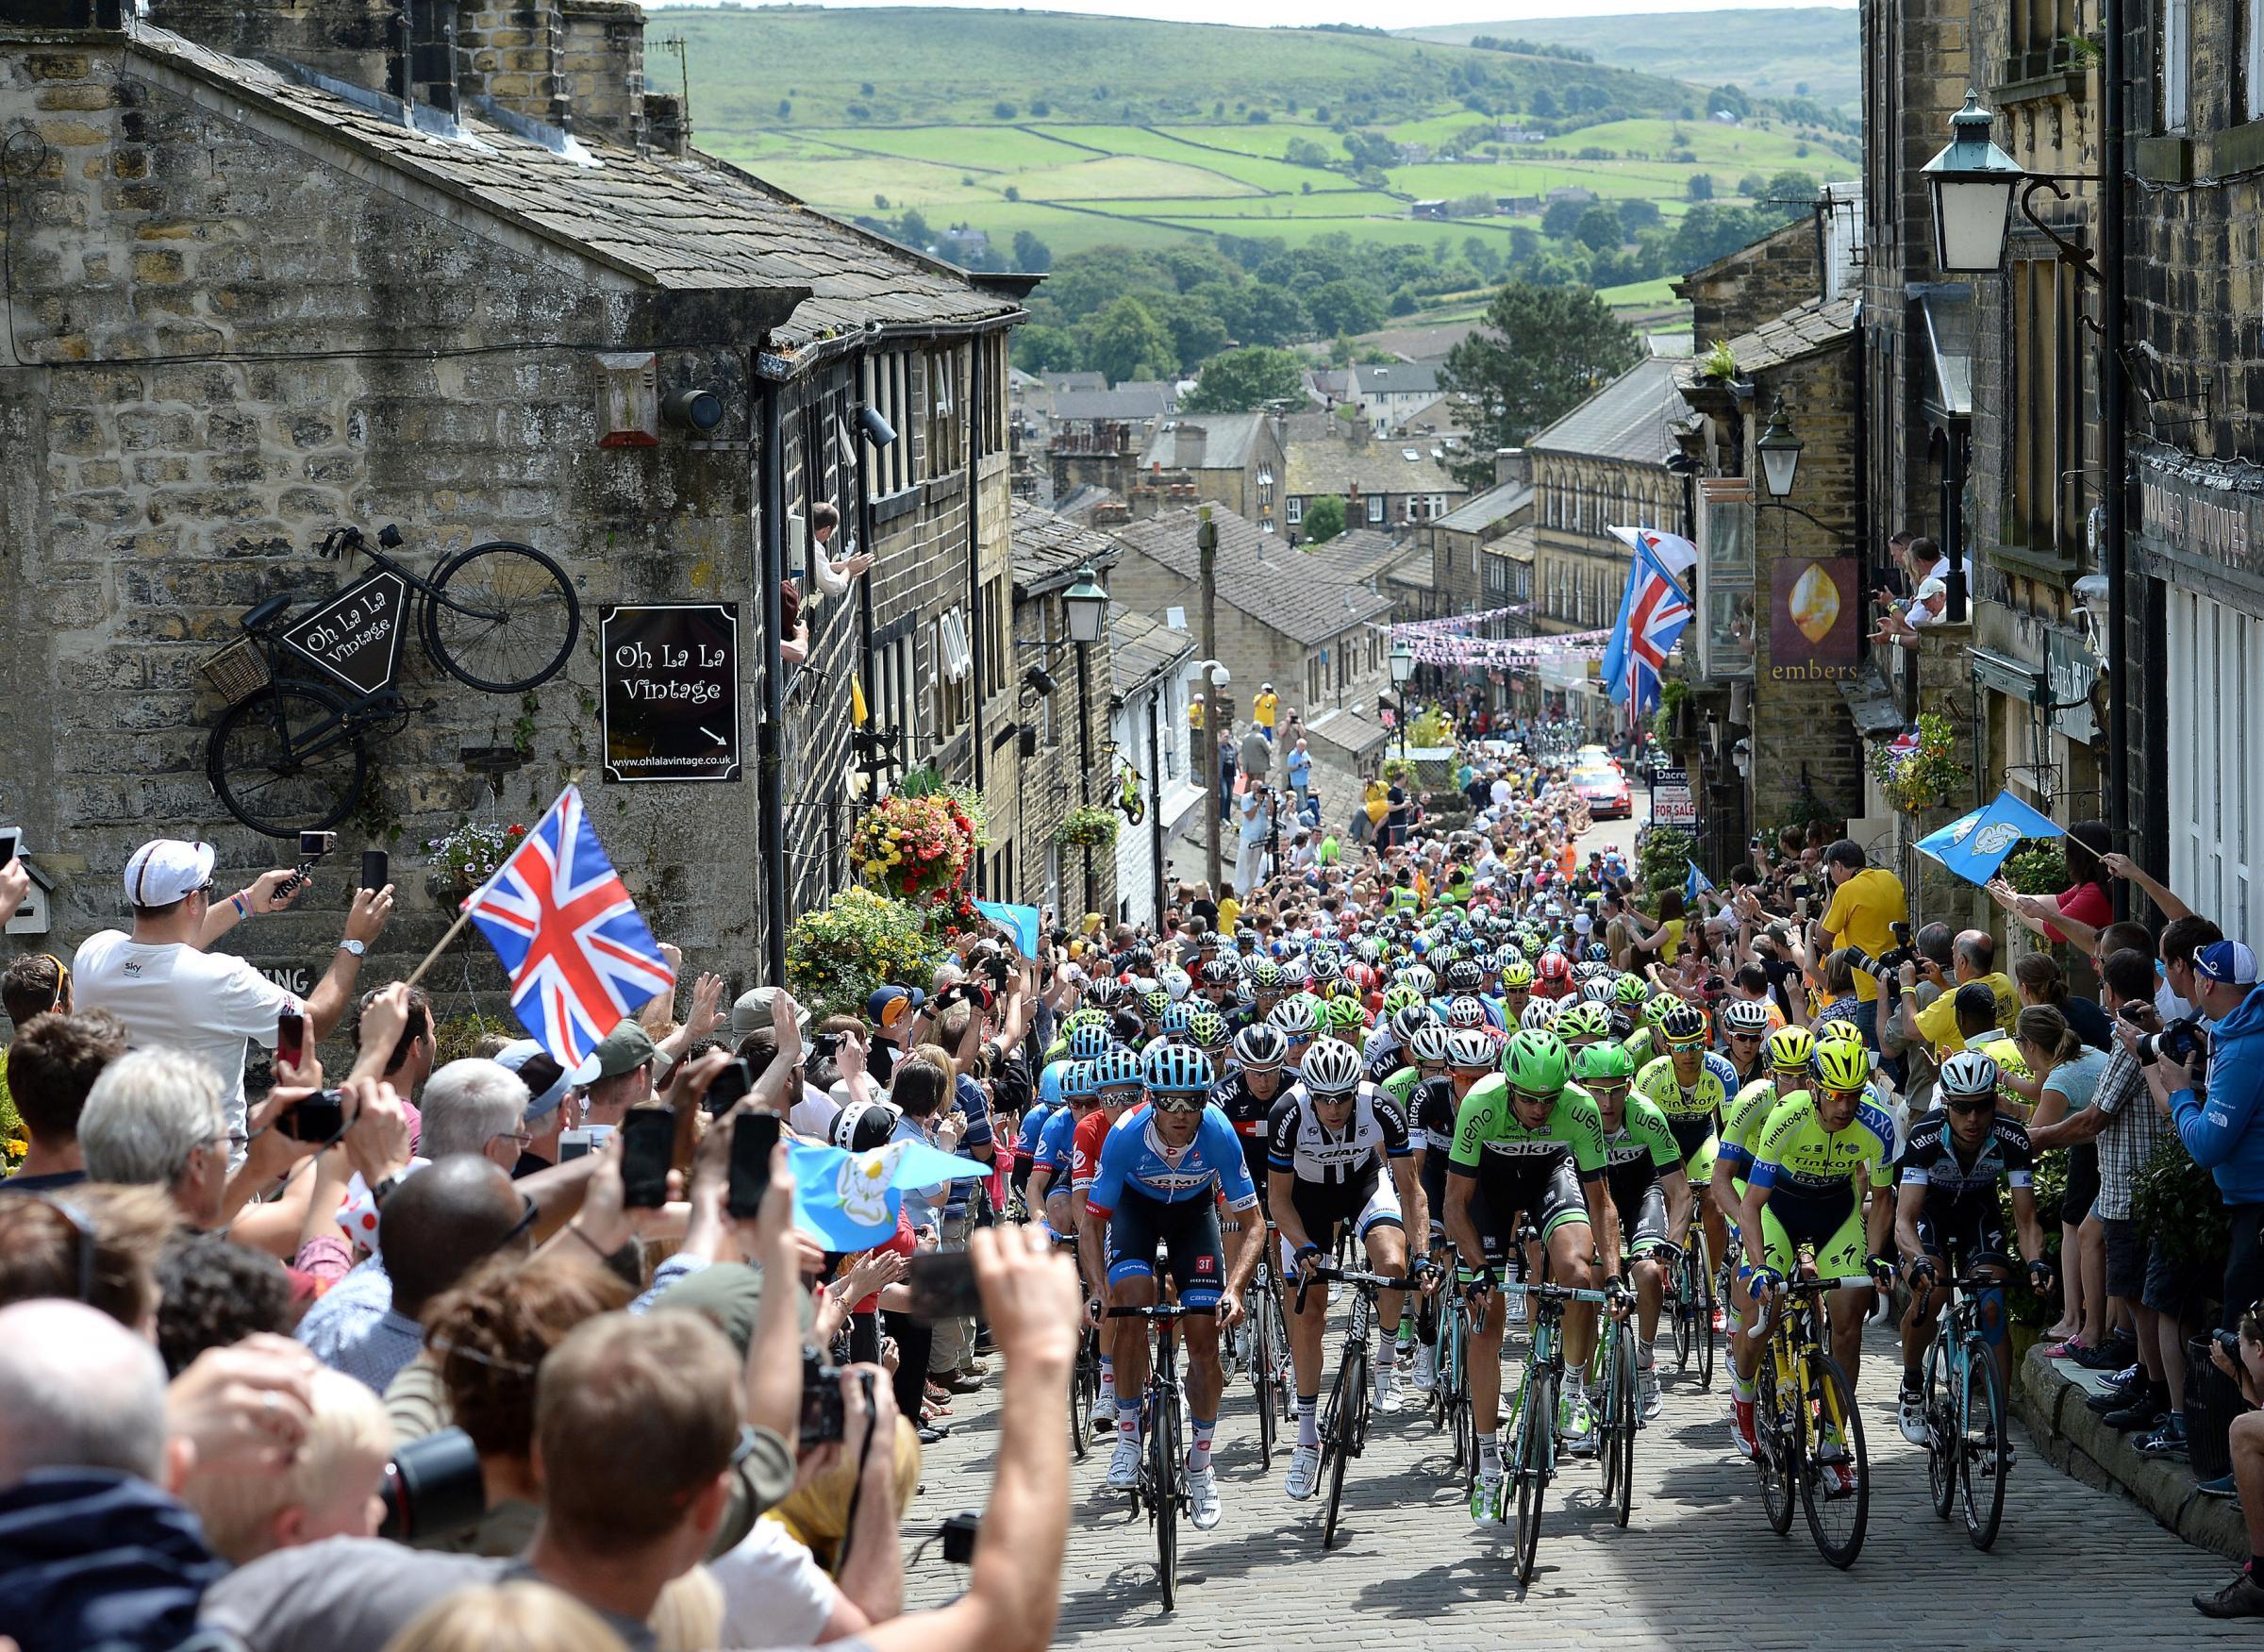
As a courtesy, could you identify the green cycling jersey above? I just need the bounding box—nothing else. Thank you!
[1447,1074,1609,1177]
[1718,1076,1795,1182]
[1745,1089,1898,1201]
[1622,1026,1655,1068]
[1379,1065,1421,1109]
[1633,1051,1732,1124]
[1603,1092,1683,1182]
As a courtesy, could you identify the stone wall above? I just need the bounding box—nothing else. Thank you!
[1009,588,1119,924]
[1682,219,1825,346]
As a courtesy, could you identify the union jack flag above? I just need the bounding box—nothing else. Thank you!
[463,786,675,1072]
[1599,529,1695,716]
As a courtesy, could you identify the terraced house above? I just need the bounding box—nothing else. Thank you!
[0,0,1030,988]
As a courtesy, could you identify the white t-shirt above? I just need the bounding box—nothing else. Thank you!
[712,1517,840,1648]
[794,1080,841,1141]
[72,931,305,1136]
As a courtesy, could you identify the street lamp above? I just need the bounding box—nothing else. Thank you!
[1756,396,1802,500]
[1389,634,1414,759]
[1922,92,2025,275]
[1063,563,1108,644]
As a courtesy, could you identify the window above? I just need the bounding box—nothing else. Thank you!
[1307,656,1322,707]
[979,334,1007,458]
[1287,495,1303,526]
[865,352,910,496]
[980,575,1007,700]
[926,345,965,477]
[2161,0,2189,131]
[2243,0,2264,122]
[1366,493,1386,525]
[2009,256,2081,561]
[934,608,972,735]
[2169,589,2262,946]
[1485,553,1511,604]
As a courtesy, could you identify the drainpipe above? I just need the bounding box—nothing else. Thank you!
[965,343,987,895]
[757,378,789,988]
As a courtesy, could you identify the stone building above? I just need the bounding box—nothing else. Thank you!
[1527,356,1690,642]
[1281,422,1466,538]
[0,0,1024,995]
[1131,413,1287,528]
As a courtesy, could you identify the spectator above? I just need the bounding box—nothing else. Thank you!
[73,838,394,1147]
[1235,783,1272,897]
[2015,951,2113,1049]
[180,1365,390,1564]
[2016,1005,2108,1360]
[1947,981,2029,1082]
[1815,837,1906,1047]
[78,1049,237,1230]
[2197,1303,2264,1618]
[419,1060,531,1171]
[862,984,931,1089]
[1287,736,1312,808]
[0,1009,126,1194]
[2160,913,2226,1023]
[564,1020,658,1127]
[2164,941,2264,1328]
[1253,681,1278,741]
[1880,922,1953,1104]
[1899,929,2017,1058]
[0,1180,174,1336]
[353,981,436,1110]
[492,1040,573,1176]
[805,499,874,598]
[386,1581,629,1652]
[154,1229,297,1376]
[1,950,71,1026]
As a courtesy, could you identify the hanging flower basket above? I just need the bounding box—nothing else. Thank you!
[849,793,977,903]
[785,887,942,1021]
[1057,806,1121,850]
[425,820,528,901]
[1868,712,1966,813]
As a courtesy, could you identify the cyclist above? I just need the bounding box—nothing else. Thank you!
[1553,999,1613,1055]
[1623,992,1677,1069]
[1891,1050,2053,1446]
[1032,1060,1098,1244]
[1394,1019,1463,1390]
[1719,995,1773,1089]
[1733,1035,1898,1478]
[1633,1000,1738,1325]
[1445,1027,1621,1526]
[1269,994,1321,1077]
[1712,1023,1816,1452]
[1068,1045,1148,1439]
[1085,1043,1264,1529]
[1270,1035,1430,1497]
[1018,1013,1111,1213]
[1499,959,1535,1026]
[1576,1041,1690,1421]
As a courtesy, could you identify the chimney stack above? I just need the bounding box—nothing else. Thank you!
[147,0,401,95]
[645,90,689,157]
[1493,447,1530,486]
[1174,424,1207,470]
[561,0,646,148]
[456,0,572,130]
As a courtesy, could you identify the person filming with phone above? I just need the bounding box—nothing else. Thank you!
[73,837,394,1155]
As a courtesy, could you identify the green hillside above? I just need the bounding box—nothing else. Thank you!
[1399,8,1861,115]
[657,7,1856,283]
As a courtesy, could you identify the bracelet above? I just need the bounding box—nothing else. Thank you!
[231,892,253,921]
[562,1220,611,1260]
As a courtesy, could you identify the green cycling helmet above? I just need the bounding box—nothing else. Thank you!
[1642,995,1679,1028]
[1324,995,1368,1032]
[1502,1027,1571,1096]
[1189,1008,1229,1050]
[1555,1001,1613,1043]
[1380,982,1423,1018]
[1573,1042,1634,1084]
[1612,973,1651,1008]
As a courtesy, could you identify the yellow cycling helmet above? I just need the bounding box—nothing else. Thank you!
[1812,1016,1862,1046]
[1811,1037,1871,1093]
[1765,1025,1816,1073]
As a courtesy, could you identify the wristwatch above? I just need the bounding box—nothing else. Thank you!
[339,938,367,958]
[369,1172,403,1207]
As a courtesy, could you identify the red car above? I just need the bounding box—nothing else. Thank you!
[1573,765,1632,819]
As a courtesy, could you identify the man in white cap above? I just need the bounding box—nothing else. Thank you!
[73,839,393,1145]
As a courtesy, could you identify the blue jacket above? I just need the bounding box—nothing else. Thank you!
[2172,983,2264,1204]
[0,1470,227,1652]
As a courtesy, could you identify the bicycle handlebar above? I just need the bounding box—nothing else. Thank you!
[1293,1262,1423,1313]
[1107,1303,1218,1321]
[1499,1280,1610,1306]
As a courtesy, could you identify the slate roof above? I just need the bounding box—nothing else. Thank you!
[1009,501,1122,595]
[1527,357,1686,465]
[1675,293,1859,392]
[1281,433,1466,502]
[1139,411,1274,472]
[135,25,1017,354]
[1354,362,1442,398]
[1111,505,1394,647]
[1302,702,1391,761]
[1433,479,1534,535]
[1108,604,1196,695]
[1304,527,1423,588]
[1052,387,1172,422]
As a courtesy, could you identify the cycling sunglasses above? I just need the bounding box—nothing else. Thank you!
[1151,1092,1205,1113]
[1943,1094,1997,1115]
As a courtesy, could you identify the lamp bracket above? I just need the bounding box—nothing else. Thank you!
[2016,176,2101,280]
[1757,501,1837,531]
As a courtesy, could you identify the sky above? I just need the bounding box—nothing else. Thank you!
[650,0,1854,26]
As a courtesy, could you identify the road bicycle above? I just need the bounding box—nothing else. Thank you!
[1750,1265,1873,1569]
[1428,1246,1475,1495]
[1069,1322,1101,1462]
[1493,1243,1611,1586]
[1587,1276,1640,1529]
[200,523,579,835]
[1107,1301,1212,1610]
[1246,1243,1291,1471]
[1666,1230,1716,1389]
[1299,1262,1423,1550]
[1919,1267,2016,1549]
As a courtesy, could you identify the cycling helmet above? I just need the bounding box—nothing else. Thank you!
[1536,952,1572,984]
[1811,1037,1872,1093]
[1141,1042,1214,1095]
[1201,959,1240,987]
[1087,976,1127,1010]
[1657,1001,1709,1045]
[1160,1001,1197,1039]
[1642,995,1680,1029]
[1519,996,1561,1030]
[1355,937,1385,965]
[1090,1044,1144,1092]
[1583,942,1610,964]
[1578,976,1617,1005]
[1397,963,1438,997]
[1140,987,1171,1020]
[1067,1018,1112,1062]
[1612,973,1651,1008]
[1813,1016,1863,1046]
[1721,997,1773,1036]
[1937,1049,2000,1100]
[1500,959,1536,991]
[1573,1041,1634,1084]
[1248,959,1285,993]
[1159,967,1193,1003]
[1268,997,1320,1039]
[1301,1036,1364,1094]
[1190,1009,1229,1050]
[1323,995,1368,1034]
[832,1098,904,1154]
[1445,1026,1497,1072]
[1446,994,1489,1030]
[1442,959,1483,993]
[1409,1021,1456,1065]
[1555,1001,1613,1043]
[1389,1004,1437,1044]
[1380,982,1423,1019]
[1234,1025,1287,1072]
[1307,955,1344,988]
[1060,1060,1096,1101]
[1572,960,1609,984]
[1502,1028,1572,1095]
[1764,1025,1815,1072]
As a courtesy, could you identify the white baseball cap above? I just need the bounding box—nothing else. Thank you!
[123,839,216,908]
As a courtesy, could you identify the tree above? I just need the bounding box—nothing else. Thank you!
[1011,229,1052,272]
[1081,296,1173,385]
[1439,282,1642,490]
[1284,136,1334,168]
[1709,83,1751,119]
[1011,325,1078,375]
[1340,128,1398,172]
[1236,284,1312,345]
[1685,173,1715,202]
[1529,87,1559,119]
[1763,170,1822,220]
[1540,195,1589,240]
[1302,495,1348,543]
[1181,345,1307,411]
[1030,98,1050,116]
[1574,205,1623,252]
[993,100,1018,120]
[896,209,933,250]
[1166,304,1230,373]
[1307,277,1386,338]
[1618,199,1663,234]
[777,99,791,119]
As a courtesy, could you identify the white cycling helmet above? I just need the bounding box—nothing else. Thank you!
[1300,1037,1364,1095]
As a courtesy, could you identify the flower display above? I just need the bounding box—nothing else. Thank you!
[427,820,529,893]
[785,886,941,1020]
[848,793,978,902]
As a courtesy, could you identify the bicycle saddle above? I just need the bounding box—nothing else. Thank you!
[240,595,291,630]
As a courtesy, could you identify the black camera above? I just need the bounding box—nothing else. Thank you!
[2136,1016,2210,1068]
[376,1427,486,1545]
[800,1347,845,1448]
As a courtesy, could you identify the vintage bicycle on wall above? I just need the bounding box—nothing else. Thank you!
[199,524,580,836]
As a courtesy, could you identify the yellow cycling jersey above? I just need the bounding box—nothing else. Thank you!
[1633,1050,1736,1124]
[1746,1089,1897,1201]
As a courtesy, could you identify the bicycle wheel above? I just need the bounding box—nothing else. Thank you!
[1253,1289,1278,1471]
[1322,1341,1364,1550]
[422,540,580,693]
[1959,1340,2008,1550]
[208,679,369,836]
[1694,1254,1717,1390]
[1069,1354,1089,1460]
[1152,1381,1180,1609]
[1754,1355,1797,1536]
[1923,1335,1957,1520]
[1672,1249,1696,1372]
[1513,1366,1555,1586]
[1798,1351,1870,1569]
[1611,1323,1638,1528]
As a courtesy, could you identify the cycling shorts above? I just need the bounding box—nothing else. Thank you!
[1614,1180,1671,1260]
[1420,1150,1450,1243]
[1667,1113,1719,1187]
[1281,1175,1403,1273]
[1455,1159,1590,1263]
[1913,1194,2009,1276]
[1106,1188,1226,1310]
[1751,1189,1865,1281]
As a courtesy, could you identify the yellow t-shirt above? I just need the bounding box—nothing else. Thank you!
[1189,701,1205,731]
[1659,917,1684,966]
[1254,692,1278,728]
[1910,970,2022,1055]
[1217,895,1240,931]
[1820,867,1906,1003]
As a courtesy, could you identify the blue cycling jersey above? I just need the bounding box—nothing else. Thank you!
[1034,1106,1078,1180]
[1015,1100,1058,1164]
[1086,1103,1259,1216]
